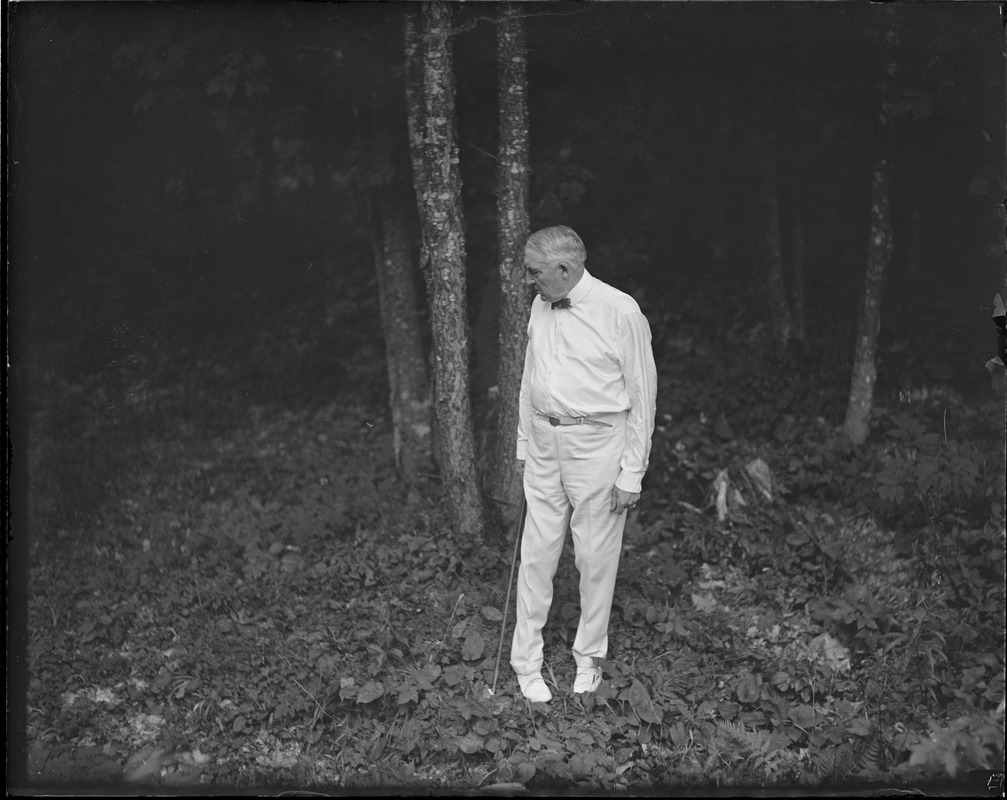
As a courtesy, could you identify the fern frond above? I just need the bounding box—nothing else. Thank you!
[805,747,836,778]
[806,743,858,781]
[715,720,774,758]
[825,743,859,780]
[855,730,889,774]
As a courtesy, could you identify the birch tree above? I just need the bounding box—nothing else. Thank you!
[487,3,531,529]
[843,42,897,445]
[406,3,485,536]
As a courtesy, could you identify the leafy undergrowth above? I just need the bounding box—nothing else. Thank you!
[24,286,1005,793]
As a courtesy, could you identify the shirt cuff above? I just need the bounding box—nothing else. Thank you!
[516,439,528,461]
[615,470,644,494]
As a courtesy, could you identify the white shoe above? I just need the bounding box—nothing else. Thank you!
[516,671,552,703]
[573,666,602,694]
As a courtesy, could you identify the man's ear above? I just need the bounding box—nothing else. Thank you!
[558,264,568,275]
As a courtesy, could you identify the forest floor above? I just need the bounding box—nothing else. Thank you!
[18,264,1006,795]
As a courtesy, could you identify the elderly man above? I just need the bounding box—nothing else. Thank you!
[512,225,657,702]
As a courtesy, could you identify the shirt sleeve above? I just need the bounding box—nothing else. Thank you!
[516,331,534,461]
[615,310,658,493]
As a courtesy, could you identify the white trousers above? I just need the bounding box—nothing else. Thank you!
[510,411,628,675]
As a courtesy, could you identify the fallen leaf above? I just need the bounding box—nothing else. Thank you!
[789,703,819,728]
[627,679,663,725]
[516,761,536,783]
[809,632,851,673]
[357,681,384,704]
[744,458,774,500]
[457,732,484,754]
[462,631,485,661]
[397,684,418,705]
[339,677,357,701]
[691,592,717,614]
[414,663,440,690]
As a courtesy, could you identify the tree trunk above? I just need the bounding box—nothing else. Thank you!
[410,2,485,537]
[370,189,433,485]
[348,31,433,487]
[404,15,428,216]
[786,165,807,342]
[759,105,794,350]
[404,12,441,472]
[486,3,531,530]
[843,110,894,445]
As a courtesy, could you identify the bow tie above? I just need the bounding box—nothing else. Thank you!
[551,298,571,310]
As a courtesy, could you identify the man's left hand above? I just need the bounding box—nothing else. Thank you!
[610,486,640,514]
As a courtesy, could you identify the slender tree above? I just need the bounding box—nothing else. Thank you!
[487,3,531,529]
[757,98,795,350]
[786,165,807,343]
[404,11,440,472]
[364,134,433,485]
[407,2,485,536]
[403,14,427,208]
[843,50,897,445]
[347,23,433,487]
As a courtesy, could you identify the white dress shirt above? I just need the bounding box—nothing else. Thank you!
[516,270,657,493]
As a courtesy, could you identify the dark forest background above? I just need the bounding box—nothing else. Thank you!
[10,2,1004,398]
[8,1,1006,793]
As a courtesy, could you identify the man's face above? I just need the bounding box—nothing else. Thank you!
[525,250,571,302]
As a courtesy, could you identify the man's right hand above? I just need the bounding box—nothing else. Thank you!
[515,459,525,476]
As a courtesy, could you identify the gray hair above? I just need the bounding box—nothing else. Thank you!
[526,225,586,269]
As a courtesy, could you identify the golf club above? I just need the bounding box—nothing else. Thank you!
[489,496,527,697]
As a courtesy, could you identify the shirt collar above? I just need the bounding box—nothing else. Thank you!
[563,270,594,308]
